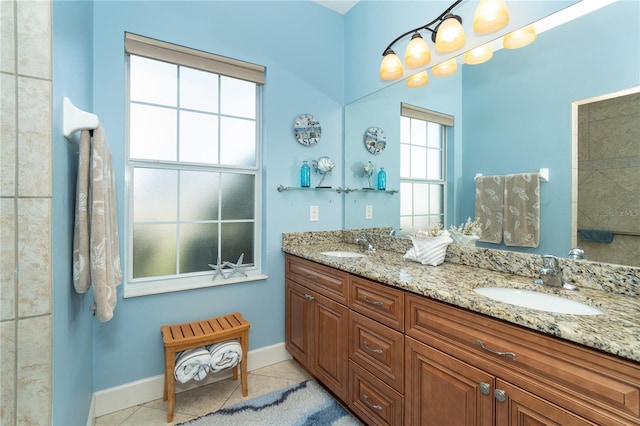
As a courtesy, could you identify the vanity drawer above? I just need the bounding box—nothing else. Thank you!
[406,294,640,425]
[285,254,349,304]
[349,275,404,332]
[349,360,403,426]
[349,311,403,393]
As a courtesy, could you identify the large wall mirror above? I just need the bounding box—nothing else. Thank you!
[343,1,640,267]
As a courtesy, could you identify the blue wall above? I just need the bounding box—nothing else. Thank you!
[52,2,95,425]
[460,1,640,256]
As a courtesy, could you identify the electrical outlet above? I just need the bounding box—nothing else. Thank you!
[310,205,319,222]
[365,205,373,220]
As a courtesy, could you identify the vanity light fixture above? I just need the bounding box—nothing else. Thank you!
[464,43,493,65]
[406,70,429,88]
[503,24,537,49]
[432,58,458,77]
[380,0,510,81]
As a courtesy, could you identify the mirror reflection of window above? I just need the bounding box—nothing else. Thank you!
[399,103,453,235]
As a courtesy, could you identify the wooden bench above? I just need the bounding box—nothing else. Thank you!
[161,312,250,422]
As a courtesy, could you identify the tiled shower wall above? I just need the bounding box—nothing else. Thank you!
[578,91,640,266]
[1,0,53,424]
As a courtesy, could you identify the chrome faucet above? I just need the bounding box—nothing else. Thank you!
[540,255,563,288]
[355,232,376,252]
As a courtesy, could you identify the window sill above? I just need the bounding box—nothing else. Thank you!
[123,273,269,298]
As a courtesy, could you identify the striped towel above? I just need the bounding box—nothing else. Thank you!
[207,340,243,373]
[174,347,211,383]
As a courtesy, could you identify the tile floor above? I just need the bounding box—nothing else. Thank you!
[95,359,311,426]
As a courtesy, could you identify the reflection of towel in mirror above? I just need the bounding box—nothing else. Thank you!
[174,347,211,383]
[503,173,540,248]
[207,340,243,373]
[475,175,504,243]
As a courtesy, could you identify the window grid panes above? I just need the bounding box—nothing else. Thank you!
[400,114,446,234]
[126,51,262,296]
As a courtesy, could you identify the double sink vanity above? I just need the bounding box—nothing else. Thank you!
[282,229,640,425]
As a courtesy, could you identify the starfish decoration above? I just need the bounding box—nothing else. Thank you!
[208,255,228,280]
[223,253,248,278]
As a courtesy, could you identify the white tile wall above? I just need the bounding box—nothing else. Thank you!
[0,0,53,423]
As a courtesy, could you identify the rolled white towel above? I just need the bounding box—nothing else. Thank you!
[206,340,243,373]
[174,347,211,384]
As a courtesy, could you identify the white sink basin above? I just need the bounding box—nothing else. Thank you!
[474,287,603,315]
[320,251,368,258]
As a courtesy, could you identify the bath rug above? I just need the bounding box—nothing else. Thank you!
[176,379,361,426]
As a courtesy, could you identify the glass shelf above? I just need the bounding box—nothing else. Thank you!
[277,185,397,194]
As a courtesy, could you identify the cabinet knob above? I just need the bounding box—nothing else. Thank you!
[304,294,314,301]
[479,382,491,395]
[494,389,507,402]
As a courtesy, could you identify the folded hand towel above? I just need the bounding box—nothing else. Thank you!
[503,173,540,248]
[403,231,453,266]
[579,229,614,243]
[174,347,211,383]
[475,175,504,244]
[207,340,243,373]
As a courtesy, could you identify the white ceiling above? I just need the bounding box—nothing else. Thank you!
[313,0,359,14]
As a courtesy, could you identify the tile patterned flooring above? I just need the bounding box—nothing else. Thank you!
[95,360,311,425]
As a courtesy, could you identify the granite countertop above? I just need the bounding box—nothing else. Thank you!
[282,241,640,364]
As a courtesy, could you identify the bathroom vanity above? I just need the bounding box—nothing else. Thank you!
[283,231,640,426]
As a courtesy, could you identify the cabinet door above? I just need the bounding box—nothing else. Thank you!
[405,337,494,426]
[314,291,349,402]
[494,379,598,426]
[285,279,314,369]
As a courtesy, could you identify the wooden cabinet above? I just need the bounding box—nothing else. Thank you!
[285,254,640,426]
[405,293,640,426]
[285,256,349,401]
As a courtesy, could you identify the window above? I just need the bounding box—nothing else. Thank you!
[399,103,452,234]
[124,33,266,297]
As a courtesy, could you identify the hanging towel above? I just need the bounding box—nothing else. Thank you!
[174,347,211,383]
[503,173,540,248]
[207,340,243,373]
[474,175,504,243]
[579,229,614,243]
[73,125,122,322]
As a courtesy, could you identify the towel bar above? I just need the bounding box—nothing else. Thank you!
[63,97,99,139]
[474,167,549,182]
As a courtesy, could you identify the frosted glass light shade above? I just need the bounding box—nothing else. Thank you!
[432,58,458,77]
[380,50,403,80]
[435,16,466,53]
[503,24,537,49]
[473,0,509,33]
[406,71,429,88]
[464,44,493,65]
[405,34,431,68]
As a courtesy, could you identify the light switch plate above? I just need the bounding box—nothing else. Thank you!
[310,205,319,221]
[365,205,373,220]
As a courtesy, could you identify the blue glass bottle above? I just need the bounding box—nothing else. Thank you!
[377,167,386,190]
[300,160,310,187]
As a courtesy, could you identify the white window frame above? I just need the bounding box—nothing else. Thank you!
[400,103,452,233]
[123,33,267,298]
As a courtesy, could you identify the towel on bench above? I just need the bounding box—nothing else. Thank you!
[207,340,243,373]
[174,347,211,383]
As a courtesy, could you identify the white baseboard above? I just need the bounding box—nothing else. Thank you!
[92,342,291,418]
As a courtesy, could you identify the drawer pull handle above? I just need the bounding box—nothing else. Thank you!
[363,394,383,411]
[305,274,319,280]
[304,294,315,301]
[479,382,491,395]
[363,295,383,306]
[494,389,507,402]
[475,339,516,361]
[364,341,383,354]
